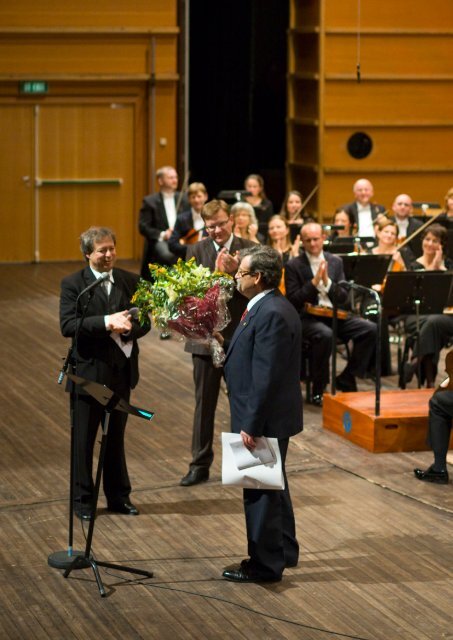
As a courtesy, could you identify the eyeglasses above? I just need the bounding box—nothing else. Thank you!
[205,219,230,233]
[236,270,255,278]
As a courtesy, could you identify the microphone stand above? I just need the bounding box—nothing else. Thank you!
[48,288,97,570]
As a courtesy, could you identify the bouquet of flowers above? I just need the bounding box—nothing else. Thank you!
[132,258,235,366]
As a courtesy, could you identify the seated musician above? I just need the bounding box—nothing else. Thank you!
[285,222,377,406]
[414,355,453,485]
[372,218,405,279]
[328,209,356,242]
[268,215,300,266]
[404,224,453,387]
[434,186,453,228]
[391,193,422,265]
[168,182,208,259]
[231,202,262,244]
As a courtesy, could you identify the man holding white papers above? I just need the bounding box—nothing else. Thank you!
[221,245,303,583]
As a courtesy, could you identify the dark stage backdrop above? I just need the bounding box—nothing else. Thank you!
[188,0,288,211]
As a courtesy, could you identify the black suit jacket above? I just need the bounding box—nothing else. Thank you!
[284,252,348,315]
[224,290,303,439]
[138,191,189,268]
[185,235,255,354]
[342,201,386,229]
[60,266,149,391]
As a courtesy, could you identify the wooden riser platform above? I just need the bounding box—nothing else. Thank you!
[323,389,453,453]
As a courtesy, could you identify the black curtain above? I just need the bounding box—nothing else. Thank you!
[188,0,288,209]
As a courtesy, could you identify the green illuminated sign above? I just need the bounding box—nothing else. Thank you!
[19,81,48,95]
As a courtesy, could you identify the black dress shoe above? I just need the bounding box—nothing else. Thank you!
[107,501,139,515]
[222,560,281,583]
[336,372,358,392]
[403,361,417,384]
[414,465,449,484]
[180,468,209,486]
[311,394,323,407]
[74,510,93,521]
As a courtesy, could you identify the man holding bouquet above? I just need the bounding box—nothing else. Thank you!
[180,199,256,486]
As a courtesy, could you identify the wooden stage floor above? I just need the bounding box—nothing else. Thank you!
[1,261,452,640]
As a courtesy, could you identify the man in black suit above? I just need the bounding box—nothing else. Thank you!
[168,182,208,259]
[285,222,377,405]
[138,165,189,277]
[414,387,452,485]
[391,193,423,265]
[341,178,386,239]
[222,245,302,583]
[180,200,255,486]
[60,226,150,520]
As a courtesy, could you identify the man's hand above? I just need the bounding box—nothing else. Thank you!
[212,331,224,346]
[312,259,328,287]
[216,248,240,274]
[240,430,256,451]
[107,310,132,334]
[163,228,173,241]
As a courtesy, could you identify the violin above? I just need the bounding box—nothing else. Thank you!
[180,228,200,245]
[304,303,349,321]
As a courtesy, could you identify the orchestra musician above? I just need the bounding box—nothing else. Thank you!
[284,222,377,406]
[231,201,261,244]
[404,225,453,387]
[340,178,386,239]
[390,194,422,265]
[169,182,209,259]
[243,174,274,237]
[267,215,301,266]
[372,218,405,275]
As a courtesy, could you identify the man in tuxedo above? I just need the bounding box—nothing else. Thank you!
[285,222,376,406]
[341,178,386,238]
[168,181,208,259]
[138,165,189,278]
[391,193,423,265]
[221,245,302,583]
[60,226,150,520]
[180,200,255,486]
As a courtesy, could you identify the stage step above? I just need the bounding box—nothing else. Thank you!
[322,389,453,453]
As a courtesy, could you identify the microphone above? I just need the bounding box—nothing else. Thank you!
[127,307,139,320]
[77,271,110,297]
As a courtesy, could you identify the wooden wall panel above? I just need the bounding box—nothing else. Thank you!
[323,0,452,30]
[0,35,177,76]
[0,106,34,262]
[324,81,453,125]
[153,84,178,185]
[0,0,177,28]
[323,127,453,171]
[325,34,452,77]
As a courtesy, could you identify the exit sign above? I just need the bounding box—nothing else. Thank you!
[19,81,48,95]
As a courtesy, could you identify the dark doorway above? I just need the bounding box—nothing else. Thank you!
[188,0,288,210]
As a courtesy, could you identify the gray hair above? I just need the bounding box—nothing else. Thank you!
[239,245,282,289]
[80,226,116,259]
[230,201,258,226]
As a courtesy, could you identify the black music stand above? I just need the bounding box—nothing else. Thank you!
[341,254,392,288]
[50,374,154,597]
[217,189,251,202]
[381,271,453,388]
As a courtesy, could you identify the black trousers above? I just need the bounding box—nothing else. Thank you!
[71,376,132,511]
[428,390,453,464]
[243,439,299,579]
[190,354,223,471]
[302,314,377,392]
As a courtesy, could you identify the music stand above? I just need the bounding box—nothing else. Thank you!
[381,271,453,388]
[217,189,251,202]
[341,254,392,288]
[49,374,154,597]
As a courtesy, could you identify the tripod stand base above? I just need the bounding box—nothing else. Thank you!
[48,550,92,570]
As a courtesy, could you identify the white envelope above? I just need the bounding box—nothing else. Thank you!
[221,432,285,490]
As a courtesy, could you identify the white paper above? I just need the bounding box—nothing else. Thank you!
[221,432,285,490]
